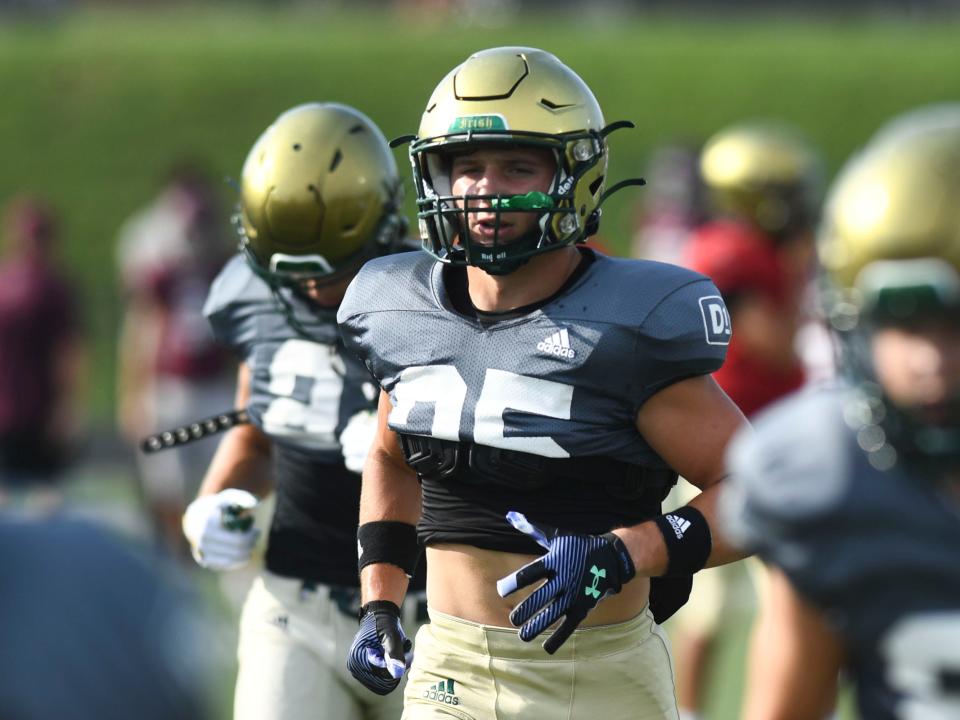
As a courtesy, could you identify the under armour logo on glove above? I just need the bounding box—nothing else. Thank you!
[496,511,636,654]
[347,601,413,695]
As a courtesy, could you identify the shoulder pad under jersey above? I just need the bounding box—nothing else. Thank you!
[720,385,853,563]
[337,251,435,361]
[203,254,273,357]
[591,257,731,408]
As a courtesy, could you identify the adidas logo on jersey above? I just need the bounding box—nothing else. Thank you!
[537,328,576,359]
[665,514,691,539]
[423,678,460,706]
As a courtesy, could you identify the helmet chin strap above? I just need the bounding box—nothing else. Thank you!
[455,201,554,276]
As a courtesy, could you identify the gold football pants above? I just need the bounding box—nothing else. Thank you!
[402,607,679,720]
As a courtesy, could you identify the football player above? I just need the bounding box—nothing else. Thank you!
[720,105,960,720]
[183,103,424,720]
[338,47,749,718]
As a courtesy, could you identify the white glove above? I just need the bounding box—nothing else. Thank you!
[339,409,378,474]
[182,489,260,571]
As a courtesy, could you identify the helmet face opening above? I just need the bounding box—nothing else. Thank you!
[413,132,599,274]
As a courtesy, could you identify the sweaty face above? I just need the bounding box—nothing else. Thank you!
[872,318,960,424]
[449,146,556,246]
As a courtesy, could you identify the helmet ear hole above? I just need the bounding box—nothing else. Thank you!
[584,210,601,238]
[589,175,604,198]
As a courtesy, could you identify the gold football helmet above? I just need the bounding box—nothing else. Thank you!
[819,104,960,471]
[239,103,405,287]
[397,47,642,274]
[819,106,960,320]
[700,121,821,239]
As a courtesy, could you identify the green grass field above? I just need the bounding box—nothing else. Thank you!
[2,6,958,422]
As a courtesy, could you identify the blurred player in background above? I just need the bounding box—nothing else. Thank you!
[185,103,425,720]
[0,500,213,720]
[339,47,748,719]
[668,122,824,720]
[0,196,85,491]
[116,164,234,554]
[721,105,960,719]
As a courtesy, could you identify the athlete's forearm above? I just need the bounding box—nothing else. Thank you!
[197,423,273,499]
[684,480,750,567]
[613,482,747,578]
[359,444,422,525]
[358,436,422,606]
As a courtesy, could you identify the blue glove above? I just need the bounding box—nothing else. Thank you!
[346,600,412,695]
[496,511,636,654]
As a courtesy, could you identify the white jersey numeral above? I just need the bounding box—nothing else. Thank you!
[390,365,467,442]
[388,365,572,458]
[262,339,345,450]
[882,611,960,718]
[474,368,572,457]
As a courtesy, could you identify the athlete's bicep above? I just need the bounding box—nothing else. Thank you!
[744,566,842,720]
[634,374,747,490]
[360,390,421,525]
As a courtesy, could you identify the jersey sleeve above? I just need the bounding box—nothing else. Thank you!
[202,255,260,359]
[631,276,731,408]
[336,272,372,371]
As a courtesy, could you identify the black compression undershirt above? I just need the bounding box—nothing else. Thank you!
[417,461,667,556]
[265,443,427,589]
[265,444,363,585]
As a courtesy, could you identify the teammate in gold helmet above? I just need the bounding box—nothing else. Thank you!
[339,48,749,719]
[184,103,424,720]
[239,102,406,292]
[721,105,960,720]
[700,121,821,240]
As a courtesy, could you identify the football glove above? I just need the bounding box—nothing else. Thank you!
[347,600,413,695]
[182,489,260,571]
[496,511,636,654]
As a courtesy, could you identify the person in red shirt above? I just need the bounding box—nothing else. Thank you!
[685,222,807,417]
[0,196,85,489]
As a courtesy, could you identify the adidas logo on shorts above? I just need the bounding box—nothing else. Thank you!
[423,678,460,706]
[537,328,576,359]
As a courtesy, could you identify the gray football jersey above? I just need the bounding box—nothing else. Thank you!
[204,255,378,463]
[722,385,960,720]
[337,251,730,467]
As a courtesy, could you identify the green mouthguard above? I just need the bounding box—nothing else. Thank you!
[490,192,555,211]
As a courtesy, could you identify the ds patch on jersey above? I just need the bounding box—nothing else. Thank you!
[699,295,732,346]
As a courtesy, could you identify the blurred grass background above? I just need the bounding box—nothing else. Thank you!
[4,5,954,717]
[2,4,959,422]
